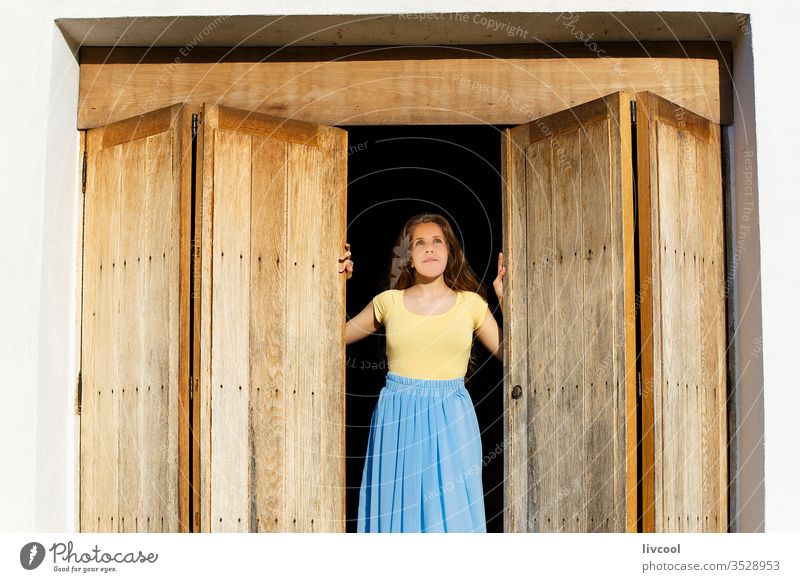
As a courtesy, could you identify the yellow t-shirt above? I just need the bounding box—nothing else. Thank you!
[372,288,490,380]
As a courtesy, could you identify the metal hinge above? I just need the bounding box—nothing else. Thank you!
[637,371,642,398]
[191,113,199,139]
[189,374,194,402]
[81,146,87,194]
[630,100,637,125]
[76,369,83,415]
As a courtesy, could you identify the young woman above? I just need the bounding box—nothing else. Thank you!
[337,212,505,533]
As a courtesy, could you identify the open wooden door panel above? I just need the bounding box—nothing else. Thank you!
[197,105,348,532]
[80,103,196,532]
[635,91,728,533]
[501,92,638,532]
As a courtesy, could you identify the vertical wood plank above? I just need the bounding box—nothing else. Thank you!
[614,94,638,535]
[656,120,681,531]
[580,119,615,532]
[145,127,181,532]
[680,129,701,531]
[526,138,554,532]
[635,92,659,532]
[502,124,531,532]
[698,127,727,532]
[210,129,251,532]
[318,127,348,532]
[250,135,288,532]
[117,139,144,533]
[285,141,324,532]
[79,131,110,531]
[199,104,218,534]
[552,128,586,532]
[97,143,121,532]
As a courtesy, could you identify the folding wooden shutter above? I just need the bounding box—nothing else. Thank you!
[501,92,638,532]
[80,104,195,532]
[636,91,727,532]
[198,105,347,532]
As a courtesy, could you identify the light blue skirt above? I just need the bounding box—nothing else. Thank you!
[357,371,486,532]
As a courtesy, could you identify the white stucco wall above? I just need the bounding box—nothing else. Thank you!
[0,0,796,532]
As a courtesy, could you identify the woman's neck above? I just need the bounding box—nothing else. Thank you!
[409,275,452,296]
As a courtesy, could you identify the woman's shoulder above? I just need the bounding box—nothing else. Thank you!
[373,288,400,305]
[461,290,489,329]
[372,289,400,324]
[461,290,488,305]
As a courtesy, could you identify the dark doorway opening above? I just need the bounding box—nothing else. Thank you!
[341,124,509,532]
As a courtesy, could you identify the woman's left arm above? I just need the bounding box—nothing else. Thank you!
[475,310,503,362]
[475,251,506,362]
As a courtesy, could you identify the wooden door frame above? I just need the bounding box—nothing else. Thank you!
[77,42,732,129]
[73,46,736,533]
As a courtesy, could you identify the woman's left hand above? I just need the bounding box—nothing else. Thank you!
[493,252,506,308]
[338,243,354,280]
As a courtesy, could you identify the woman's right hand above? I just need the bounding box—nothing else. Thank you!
[493,251,506,309]
[338,243,353,280]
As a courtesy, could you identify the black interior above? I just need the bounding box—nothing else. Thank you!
[340,124,510,532]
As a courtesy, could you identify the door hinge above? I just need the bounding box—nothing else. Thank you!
[637,370,642,398]
[630,100,637,125]
[191,113,199,140]
[81,146,87,194]
[76,369,83,415]
[189,374,194,402]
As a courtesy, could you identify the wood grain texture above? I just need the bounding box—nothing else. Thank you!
[552,127,586,532]
[117,138,144,533]
[635,92,658,533]
[198,103,218,534]
[78,43,731,129]
[318,127,348,532]
[80,104,188,532]
[526,137,553,533]
[200,105,347,532]
[581,119,615,532]
[250,135,288,532]
[504,92,636,532]
[501,124,531,532]
[210,127,251,532]
[636,91,728,533]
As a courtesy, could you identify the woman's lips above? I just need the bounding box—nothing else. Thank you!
[423,258,438,262]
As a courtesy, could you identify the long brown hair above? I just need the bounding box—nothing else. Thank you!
[378,212,489,378]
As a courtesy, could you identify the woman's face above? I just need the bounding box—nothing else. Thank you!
[409,222,448,278]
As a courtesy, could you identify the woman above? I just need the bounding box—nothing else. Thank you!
[337,212,505,532]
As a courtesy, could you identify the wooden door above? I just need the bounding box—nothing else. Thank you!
[197,105,348,532]
[636,92,728,532]
[501,92,638,532]
[79,103,196,532]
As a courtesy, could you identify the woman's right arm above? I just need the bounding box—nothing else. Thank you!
[339,241,381,344]
[346,301,381,345]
